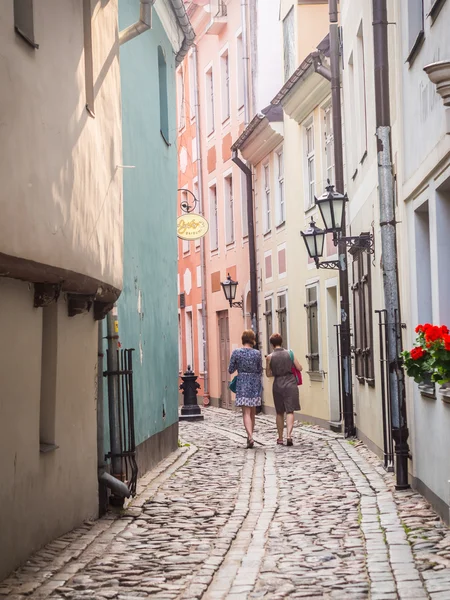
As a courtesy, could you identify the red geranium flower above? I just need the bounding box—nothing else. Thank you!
[443,334,450,351]
[415,324,424,333]
[410,347,425,360]
[441,326,450,336]
[425,325,444,344]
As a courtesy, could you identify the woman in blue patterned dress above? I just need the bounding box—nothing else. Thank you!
[228,329,262,448]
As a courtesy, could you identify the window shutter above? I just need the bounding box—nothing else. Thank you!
[179,293,186,309]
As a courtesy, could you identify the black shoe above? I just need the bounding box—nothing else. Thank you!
[286,438,293,446]
[247,438,255,449]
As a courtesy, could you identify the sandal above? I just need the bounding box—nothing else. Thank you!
[247,438,255,449]
[287,438,293,446]
[277,439,284,446]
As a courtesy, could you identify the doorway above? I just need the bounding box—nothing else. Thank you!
[326,284,340,426]
[218,311,231,409]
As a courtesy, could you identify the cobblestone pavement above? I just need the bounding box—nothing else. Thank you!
[2,407,450,600]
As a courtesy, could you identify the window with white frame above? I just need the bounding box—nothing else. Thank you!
[407,0,424,61]
[276,149,285,225]
[283,8,295,81]
[177,66,186,130]
[305,121,315,208]
[181,190,190,254]
[323,103,334,187]
[188,52,196,120]
[197,307,204,373]
[185,310,194,371]
[277,292,288,348]
[209,184,219,251]
[193,180,201,250]
[241,170,249,238]
[236,34,245,109]
[205,67,215,135]
[224,174,235,245]
[263,163,271,233]
[356,24,368,161]
[220,49,231,122]
[305,285,320,372]
[264,297,274,354]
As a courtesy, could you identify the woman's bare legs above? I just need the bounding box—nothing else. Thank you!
[251,407,256,433]
[276,412,285,440]
[286,412,295,440]
[243,407,254,440]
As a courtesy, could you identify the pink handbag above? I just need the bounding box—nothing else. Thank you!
[289,350,303,386]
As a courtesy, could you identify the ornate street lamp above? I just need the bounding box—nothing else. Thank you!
[300,219,326,267]
[221,274,243,309]
[315,181,348,233]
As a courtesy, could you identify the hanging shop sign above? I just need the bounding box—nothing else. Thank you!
[177,214,209,241]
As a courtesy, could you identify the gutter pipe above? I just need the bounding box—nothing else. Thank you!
[232,151,258,339]
[372,0,410,489]
[97,323,108,515]
[119,0,195,66]
[193,43,210,403]
[99,472,131,498]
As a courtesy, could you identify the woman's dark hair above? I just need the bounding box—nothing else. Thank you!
[270,333,283,348]
[242,329,256,346]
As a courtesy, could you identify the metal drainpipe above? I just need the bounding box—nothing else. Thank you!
[106,307,123,482]
[119,0,154,46]
[232,151,259,341]
[193,43,210,404]
[240,0,251,125]
[372,0,410,489]
[97,322,108,515]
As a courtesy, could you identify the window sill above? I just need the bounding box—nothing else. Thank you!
[40,443,59,454]
[195,245,201,252]
[210,249,219,258]
[276,221,286,230]
[222,116,231,127]
[263,230,272,239]
[226,241,236,250]
[305,204,316,216]
[352,168,358,181]
[360,150,368,165]
[406,30,425,67]
[160,130,170,146]
[307,371,323,382]
[428,0,447,22]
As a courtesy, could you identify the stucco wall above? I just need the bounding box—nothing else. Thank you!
[0,0,122,292]
[117,4,179,447]
[0,278,98,580]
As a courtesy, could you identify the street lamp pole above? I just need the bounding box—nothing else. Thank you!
[329,0,355,437]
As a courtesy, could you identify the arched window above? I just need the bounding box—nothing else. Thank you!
[158,46,169,144]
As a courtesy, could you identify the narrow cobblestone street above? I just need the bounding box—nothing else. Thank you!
[2,408,450,600]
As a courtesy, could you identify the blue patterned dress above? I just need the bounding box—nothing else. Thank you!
[228,348,262,407]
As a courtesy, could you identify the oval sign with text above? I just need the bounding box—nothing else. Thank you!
[177,213,209,241]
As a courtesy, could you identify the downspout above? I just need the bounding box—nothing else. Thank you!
[232,151,258,340]
[97,322,108,515]
[372,0,410,489]
[193,43,210,404]
[240,0,251,125]
[169,0,196,66]
[119,0,154,46]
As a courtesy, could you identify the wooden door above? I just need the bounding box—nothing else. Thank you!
[218,311,231,409]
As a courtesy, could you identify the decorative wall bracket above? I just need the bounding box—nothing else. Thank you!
[94,301,115,321]
[424,60,450,107]
[67,294,95,317]
[34,283,62,308]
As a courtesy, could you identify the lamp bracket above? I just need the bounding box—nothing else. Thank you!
[231,301,243,309]
[315,258,339,270]
[179,188,199,214]
[338,232,374,254]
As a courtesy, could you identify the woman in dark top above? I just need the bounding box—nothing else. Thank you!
[266,333,302,446]
[228,329,262,448]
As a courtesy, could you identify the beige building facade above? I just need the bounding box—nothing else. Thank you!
[0,0,122,579]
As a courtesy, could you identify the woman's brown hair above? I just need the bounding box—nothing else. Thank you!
[242,329,256,346]
[269,333,283,348]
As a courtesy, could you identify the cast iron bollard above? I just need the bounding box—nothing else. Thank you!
[179,366,204,421]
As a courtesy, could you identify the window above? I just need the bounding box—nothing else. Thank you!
[352,251,374,383]
[197,308,204,374]
[205,67,215,135]
[263,164,271,233]
[276,149,285,225]
[83,0,94,115]
[185,310,194,371]
[39,303,58,452]
[221,50,231,121]
[237,34,245,109]
[181,190,190,255]
[305,285,320,372]
[277,293,288,348]
[407,0,424,61]
[158,46,169,144]
[177,67,186,130]
[305,122,315,208]
[209,184,219,251]
[323,104,334,187]
[224,175,235,245]
[283,8,295,81]
[193,180,201,250]
[356,25,368,160]
[14,0,38,48]
[264,297,274,354]
[189,52,196,120]
[241,170,249,238]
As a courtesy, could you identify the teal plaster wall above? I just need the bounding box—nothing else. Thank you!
[115,2,179,447]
